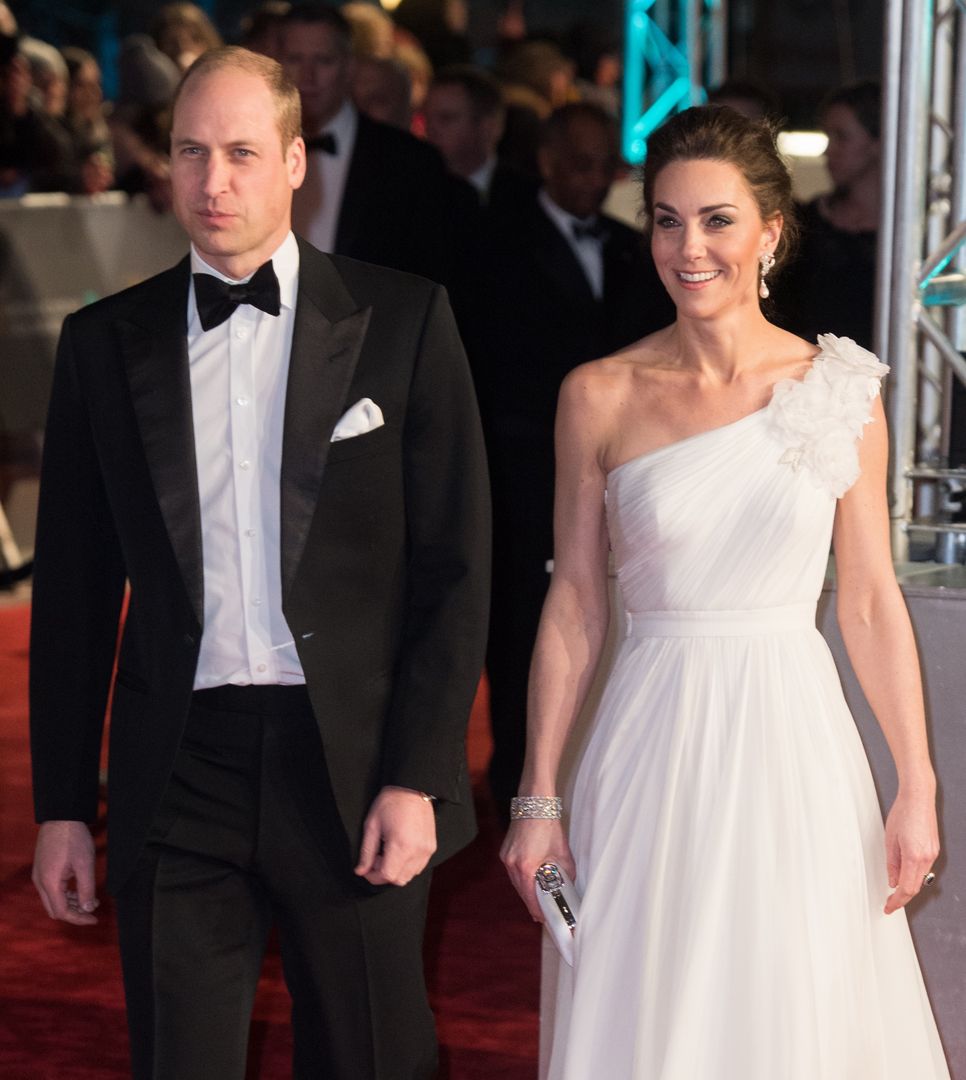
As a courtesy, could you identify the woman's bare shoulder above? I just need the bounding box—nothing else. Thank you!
[562,329,677,403]
[763,324,823,369]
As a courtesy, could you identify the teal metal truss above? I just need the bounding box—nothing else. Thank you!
[622,0,726,163]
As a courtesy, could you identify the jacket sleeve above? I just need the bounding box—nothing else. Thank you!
[30,313,127,823]
[379,284,491,801]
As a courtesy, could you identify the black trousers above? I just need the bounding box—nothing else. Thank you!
[114,685,437,1080]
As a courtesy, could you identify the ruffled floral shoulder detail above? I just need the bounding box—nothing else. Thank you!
[765,334,890,498]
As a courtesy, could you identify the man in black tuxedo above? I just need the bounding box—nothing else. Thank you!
[30,47,489,1080]
[473,102,674,817]
[280,4,450,283]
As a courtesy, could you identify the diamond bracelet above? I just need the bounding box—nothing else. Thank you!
[510,795,563,820]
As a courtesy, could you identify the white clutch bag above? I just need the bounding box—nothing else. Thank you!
[534,862,580,966]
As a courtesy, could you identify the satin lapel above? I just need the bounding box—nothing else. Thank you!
[280,242,371,599]
[119,259,204,627]
[333,115,373,256]
[601,221,637,298]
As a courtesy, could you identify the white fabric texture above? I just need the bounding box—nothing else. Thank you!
[549,336,949,1079]
[187,232,305,687]
[330,397,384,442]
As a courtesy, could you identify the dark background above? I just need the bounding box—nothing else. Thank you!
[9,0,884,127]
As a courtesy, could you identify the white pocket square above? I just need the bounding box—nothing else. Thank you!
[330,397,385,442]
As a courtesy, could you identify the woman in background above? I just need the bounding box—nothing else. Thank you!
[775,80,880,349]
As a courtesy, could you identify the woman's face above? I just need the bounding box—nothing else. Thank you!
[650,157,780,320]
[823,103,879,190]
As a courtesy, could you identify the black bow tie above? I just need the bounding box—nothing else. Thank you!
[304,131,338,154]
[571,218,607,242]
[193,260,281,332]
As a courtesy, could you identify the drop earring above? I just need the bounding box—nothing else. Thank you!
[758,252,776,299]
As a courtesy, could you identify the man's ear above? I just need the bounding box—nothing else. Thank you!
[536,144,555,184]
[482,111,505,148]
[288,136,307,190]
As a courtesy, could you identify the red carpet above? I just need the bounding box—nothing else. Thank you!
[0,601,540,1078]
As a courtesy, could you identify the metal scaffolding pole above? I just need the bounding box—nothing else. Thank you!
[621,0,729,164]
[877,0,966,562]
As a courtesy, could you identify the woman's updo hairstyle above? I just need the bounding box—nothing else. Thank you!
[641,105,800,271]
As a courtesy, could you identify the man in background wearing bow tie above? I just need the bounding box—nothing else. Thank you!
[281,4,451,283]
[468,102,674,819]
[29,45,489,1080]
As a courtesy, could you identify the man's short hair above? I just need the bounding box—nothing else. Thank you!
[175,46,302,152]
[541,101,616,149]
[431,65,504,120]
[282,3,352,54]
[240,2,293,48]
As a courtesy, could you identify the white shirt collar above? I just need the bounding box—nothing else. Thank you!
[468,155,498,197]
[538,188,601,240]
[314,98,356,156]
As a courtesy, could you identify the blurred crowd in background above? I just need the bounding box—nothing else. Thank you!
[0,1,884,340]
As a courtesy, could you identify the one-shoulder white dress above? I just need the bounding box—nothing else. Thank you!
[549,336,949,1079]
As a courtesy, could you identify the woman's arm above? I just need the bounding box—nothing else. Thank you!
[501,366,613,919]
[832,394,940,914]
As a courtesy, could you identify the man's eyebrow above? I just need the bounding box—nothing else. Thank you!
[171,138,260,149]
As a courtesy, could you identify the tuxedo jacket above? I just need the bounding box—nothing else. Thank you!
[484,163,538,219]
[29,238,490,895]
[331,112,451,284]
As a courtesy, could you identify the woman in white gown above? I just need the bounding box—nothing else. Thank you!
[501,106,949,1078]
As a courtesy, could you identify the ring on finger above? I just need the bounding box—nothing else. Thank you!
[923,871,937,887]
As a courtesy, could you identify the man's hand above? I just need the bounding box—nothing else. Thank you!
[32,820,99,925]
[354,786,437,887]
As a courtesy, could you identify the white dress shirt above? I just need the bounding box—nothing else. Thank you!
[298,99,358,253]
[187,231,304,688]
[538,188,605,299]
[468,155,498,202]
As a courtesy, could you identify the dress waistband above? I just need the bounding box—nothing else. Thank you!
[624,602,815,638]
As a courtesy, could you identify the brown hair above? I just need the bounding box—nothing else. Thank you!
[174,46,302,153]
[432,65,504,120]
[152,3,223,58]
[641,105,799,270]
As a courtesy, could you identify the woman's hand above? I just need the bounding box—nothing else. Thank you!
[500,818,576,922]
[883,788,940,915]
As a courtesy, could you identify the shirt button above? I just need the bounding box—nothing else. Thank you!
[257,663,267,673]
[235,328,248,340]
[245,528,255,537]
[236,396,249,406]
[252,597,262,606]
[239,459,250,470]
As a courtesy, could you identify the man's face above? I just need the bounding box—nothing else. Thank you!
[539,115,618,220]
[170,68,305,279]
[352,58,411,131]
[280,22,352,131]
[424,83,494,178]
